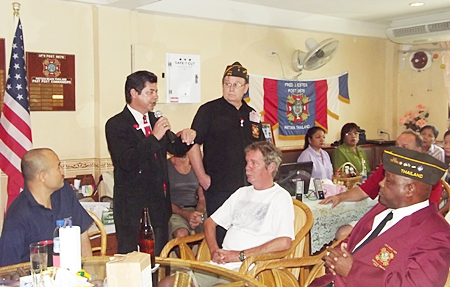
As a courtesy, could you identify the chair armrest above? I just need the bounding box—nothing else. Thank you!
[238,249,292,274]
[159,232,205,258]
[246,234,347,282]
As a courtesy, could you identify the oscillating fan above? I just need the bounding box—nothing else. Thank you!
[291,38,339,73]
[410,51,432,72]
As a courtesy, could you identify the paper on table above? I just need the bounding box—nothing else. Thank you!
[60,225,81,273]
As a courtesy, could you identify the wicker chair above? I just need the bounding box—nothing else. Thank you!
[445,268,450,287]
[439,179,450,216]
[159,199,313,284]
[86,210,107,256]
[248,236,347,287]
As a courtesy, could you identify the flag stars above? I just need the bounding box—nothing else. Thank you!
[12,53,18,59]
[6,84,11,90]
[12,43,17,49]
[16,84,22,90]
[14,63,20,70]
[17,94,24,100]
[14,74,21,80]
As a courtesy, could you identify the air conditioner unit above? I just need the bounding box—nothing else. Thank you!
[386,15,450,44]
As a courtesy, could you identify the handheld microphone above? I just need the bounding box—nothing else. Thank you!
[154,110,176,144]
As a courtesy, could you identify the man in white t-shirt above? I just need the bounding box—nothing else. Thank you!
[159,141,295,287]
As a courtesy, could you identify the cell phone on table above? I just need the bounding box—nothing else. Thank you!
[313,178,325,200]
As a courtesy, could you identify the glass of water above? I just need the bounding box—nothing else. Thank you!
[29,242,48,286]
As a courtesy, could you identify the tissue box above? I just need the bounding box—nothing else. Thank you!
[107,252,152,287]
[323,183,346,198]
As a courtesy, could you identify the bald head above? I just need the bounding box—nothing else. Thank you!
[21,148,56,182]
[395,131,423,152]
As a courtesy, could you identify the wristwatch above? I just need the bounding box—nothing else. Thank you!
[239,250,246,262]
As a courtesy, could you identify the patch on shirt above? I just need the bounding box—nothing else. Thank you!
[372,244,397,270]
[231,200,269,232]
[252,124,260,138]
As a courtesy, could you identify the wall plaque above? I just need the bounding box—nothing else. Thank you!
[26,52,75,111]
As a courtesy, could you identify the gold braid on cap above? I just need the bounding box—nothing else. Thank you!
[384,150,447,172]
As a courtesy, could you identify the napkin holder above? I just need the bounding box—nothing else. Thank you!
[107,251,152,287]
[60,218,81,273]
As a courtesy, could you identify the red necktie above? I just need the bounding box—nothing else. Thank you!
[143,115,151,137]
[143,114,158,160]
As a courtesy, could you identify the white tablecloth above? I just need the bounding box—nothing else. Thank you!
[302,195,378,253]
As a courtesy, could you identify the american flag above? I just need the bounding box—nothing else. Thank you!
[0,19,32,209]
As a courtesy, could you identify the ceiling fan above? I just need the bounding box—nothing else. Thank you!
[291,38,339,73]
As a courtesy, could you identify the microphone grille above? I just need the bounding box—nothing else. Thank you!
[154,110,163,118]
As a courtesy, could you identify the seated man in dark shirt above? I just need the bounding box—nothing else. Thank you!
[0,148,93,266]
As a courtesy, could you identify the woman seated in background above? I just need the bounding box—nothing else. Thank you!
[297,126,332,180]
[443,130,450,167]
[443,129,450,185]
[420,124,445,162]
[167,153,205,240]
[332,122,371,174]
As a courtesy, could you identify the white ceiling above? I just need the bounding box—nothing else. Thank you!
[60,0,450,38]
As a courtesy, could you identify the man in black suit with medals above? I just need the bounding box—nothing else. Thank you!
[106,70,196,255]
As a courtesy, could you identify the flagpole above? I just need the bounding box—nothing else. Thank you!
[1,1,32,210]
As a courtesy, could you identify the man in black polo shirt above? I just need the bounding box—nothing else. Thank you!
[0,148,93,266]
[189,61,263,245]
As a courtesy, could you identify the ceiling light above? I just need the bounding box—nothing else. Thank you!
[409,2,425,7]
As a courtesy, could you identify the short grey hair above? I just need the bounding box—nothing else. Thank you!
[245,141,282,177]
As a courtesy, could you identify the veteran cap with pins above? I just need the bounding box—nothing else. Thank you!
[382,146,447,186]
[223,61,248,83]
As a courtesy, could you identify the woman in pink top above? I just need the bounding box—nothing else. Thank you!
[297,126,333,180]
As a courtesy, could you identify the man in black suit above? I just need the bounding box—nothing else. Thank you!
[105,70,196,255]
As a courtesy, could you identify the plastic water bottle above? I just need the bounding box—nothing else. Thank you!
[53,219,65,267]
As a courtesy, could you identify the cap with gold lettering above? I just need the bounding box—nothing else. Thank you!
[223,61,248,83]
[382,146,447,185]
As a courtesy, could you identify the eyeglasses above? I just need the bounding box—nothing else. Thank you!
[345,132,360,137]
[223,82,245,89]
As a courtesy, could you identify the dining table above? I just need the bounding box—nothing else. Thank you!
[301,194,378,253]
[0,256,266,287]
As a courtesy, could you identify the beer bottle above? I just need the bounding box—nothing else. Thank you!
[138,207,155,268]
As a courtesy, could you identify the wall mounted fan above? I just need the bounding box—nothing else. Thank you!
[410,51,432,72]
[291,38,339,73]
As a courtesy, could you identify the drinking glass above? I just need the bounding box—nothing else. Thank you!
[30,242,48,286]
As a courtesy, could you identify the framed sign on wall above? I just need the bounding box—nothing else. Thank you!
[27,52,75,111]
[262,122,275,145]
